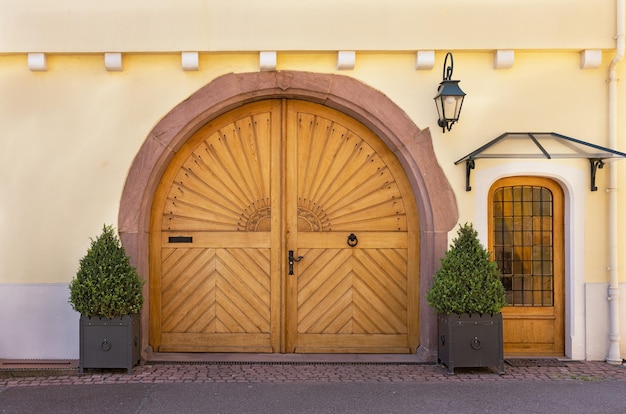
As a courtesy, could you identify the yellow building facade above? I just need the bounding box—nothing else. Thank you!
[1,0,625,363]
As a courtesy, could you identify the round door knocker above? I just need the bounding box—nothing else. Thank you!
[100,339,112,352]
[470,336,482,350]
[347,233,358,247]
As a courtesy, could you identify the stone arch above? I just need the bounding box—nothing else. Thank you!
[118,71,458,360]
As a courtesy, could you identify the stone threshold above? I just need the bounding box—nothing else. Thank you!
[144,352,427,365]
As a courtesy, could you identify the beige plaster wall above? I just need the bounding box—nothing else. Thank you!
[0,49,624,285]
[0,0,616,53]
[0,53,254,283]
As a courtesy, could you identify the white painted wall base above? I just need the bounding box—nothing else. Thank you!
[2,282,626,361]
[585,283,610,360]
[585,283,626,361]
[0,284,78,359]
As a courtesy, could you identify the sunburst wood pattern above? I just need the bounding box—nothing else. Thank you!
[162,111,272,232]
[162,108,407,233]
[295,112,407,232]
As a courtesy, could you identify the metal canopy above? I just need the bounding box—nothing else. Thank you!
[454,132,626,191]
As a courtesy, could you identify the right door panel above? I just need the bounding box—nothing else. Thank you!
[285,101,419,353]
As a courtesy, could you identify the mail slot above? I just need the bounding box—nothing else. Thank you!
[168,236,193,243]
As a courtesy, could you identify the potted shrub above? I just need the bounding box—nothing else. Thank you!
[69,224,144,373]
[426,223,507,374]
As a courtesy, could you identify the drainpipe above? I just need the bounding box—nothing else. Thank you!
[607,0,625,365]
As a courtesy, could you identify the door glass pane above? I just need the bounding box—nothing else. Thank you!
[493,185,554,306]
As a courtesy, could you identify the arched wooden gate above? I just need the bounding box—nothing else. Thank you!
[150,100,420,353]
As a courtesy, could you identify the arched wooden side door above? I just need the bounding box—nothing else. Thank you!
[489,176,564,356]
[150,99,420,353]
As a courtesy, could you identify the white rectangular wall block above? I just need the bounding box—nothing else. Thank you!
[28,53,47,71]
[585,283,610,360]
[0,284,78,359]
[104,52,123,71]
[415,51,435,70]
[182,51,200,71]
[337,51,356,70]
[259,51,277,71]
[580,49,602,69]
[494,50,514,69]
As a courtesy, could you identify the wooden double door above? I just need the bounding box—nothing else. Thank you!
[150,100,420,353]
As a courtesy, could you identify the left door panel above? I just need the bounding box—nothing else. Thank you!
[150,100,282,352]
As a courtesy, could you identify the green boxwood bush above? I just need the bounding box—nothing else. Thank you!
[427,223,506,315]
[69,225,144,318]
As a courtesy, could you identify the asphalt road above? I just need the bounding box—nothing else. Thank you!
[2,380,626,414]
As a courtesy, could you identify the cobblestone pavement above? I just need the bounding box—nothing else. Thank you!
[1,360,625,389]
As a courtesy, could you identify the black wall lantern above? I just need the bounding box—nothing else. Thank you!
[434,52,466,133]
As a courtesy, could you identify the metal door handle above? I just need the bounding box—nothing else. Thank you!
[288,250,303,275]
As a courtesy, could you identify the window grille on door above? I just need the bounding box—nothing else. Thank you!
[492,185,554,306]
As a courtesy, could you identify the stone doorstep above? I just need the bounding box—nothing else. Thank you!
[143,352,426,365]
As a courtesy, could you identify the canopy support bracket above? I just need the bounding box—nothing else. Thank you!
[590,158,605,191]
[465,159,475,191]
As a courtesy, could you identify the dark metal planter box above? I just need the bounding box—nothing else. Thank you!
[79,314,140,373]
[438,313,504,374]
